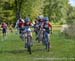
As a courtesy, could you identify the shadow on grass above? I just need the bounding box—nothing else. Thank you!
[32,48,43,52]
[0,49,27,54]
[0,48,46,54]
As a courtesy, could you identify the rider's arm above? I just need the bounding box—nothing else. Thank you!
[48,23,52,34]
[15,20,19,28]
[29,22,34,27]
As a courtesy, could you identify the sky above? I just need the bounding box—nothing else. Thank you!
[69,0,75,6]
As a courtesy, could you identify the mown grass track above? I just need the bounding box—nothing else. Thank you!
[0,29,75,61]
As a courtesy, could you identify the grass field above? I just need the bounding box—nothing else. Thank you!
[0,29,75,61]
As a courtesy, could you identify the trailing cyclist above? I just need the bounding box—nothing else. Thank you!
[43,17,52,50]
[34,15,44,42]
[34,18,40,40]
[15,18,25,39]
[15,18,25,34]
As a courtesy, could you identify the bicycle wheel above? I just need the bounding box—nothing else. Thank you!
[27,46,31,54]
[38,30,43,43]
[43,32,50,52]
[27,36,32,54]
[46,42,50,52]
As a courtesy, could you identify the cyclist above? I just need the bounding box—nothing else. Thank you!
[38,15,44,28]
[43,17,52,48]
[36,15,45,42]
[24,17,33,47]
[15,18,25,34]
[34,18,39,40]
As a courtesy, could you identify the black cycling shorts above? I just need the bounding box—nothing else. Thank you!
[2,28,7,33]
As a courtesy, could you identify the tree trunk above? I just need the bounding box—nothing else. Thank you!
[15,0,23,19]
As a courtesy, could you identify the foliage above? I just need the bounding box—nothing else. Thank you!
[0,0,15,23]
[0,0,75,23]
[21,0,45,20]
[43,0,69,22]
[66,6,75,24]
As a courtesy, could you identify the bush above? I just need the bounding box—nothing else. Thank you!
[61,19,75,38]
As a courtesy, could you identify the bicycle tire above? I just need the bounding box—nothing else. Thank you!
[27,36,32,54]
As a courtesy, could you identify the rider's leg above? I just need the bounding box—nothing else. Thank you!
[3,28,7,37]
[30,32,33,46]
[48,33,51,48]
[35,31,38,40]
[45,32,50,48]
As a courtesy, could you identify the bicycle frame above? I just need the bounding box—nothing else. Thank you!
[38,28,44,42]
[24,31,32,54]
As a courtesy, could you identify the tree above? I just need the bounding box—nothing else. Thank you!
[0,0,15,23]
[21,0,45,20]
[14,0,24,19]
[43,0,69,22]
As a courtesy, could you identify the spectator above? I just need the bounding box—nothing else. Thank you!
[1,22,8,37]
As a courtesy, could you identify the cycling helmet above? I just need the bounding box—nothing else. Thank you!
[19,18,25,23]
[25,17,30,22]
[38,15,44,19]
[44,17,49,21]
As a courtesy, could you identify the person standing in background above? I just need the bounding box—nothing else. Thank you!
[9,23,14,32]
[1,22,8,37]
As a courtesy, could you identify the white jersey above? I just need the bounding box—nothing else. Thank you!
[15,19,25,28]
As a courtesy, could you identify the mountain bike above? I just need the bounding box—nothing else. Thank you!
[24,30,33,54]
[42,31,50,52]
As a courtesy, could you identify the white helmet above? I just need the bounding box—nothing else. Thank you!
[38,15,44,19]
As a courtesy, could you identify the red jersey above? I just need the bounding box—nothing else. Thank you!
[43,22,52,28]
[43,22,52,33]
[24,22,33,26]
[18,21,24,28]
[1,23,7,29]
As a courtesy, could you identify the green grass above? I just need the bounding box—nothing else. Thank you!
[0,30,75,61]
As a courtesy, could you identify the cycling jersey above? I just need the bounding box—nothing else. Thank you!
[43,22,52,33]
[24,22,33,32]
